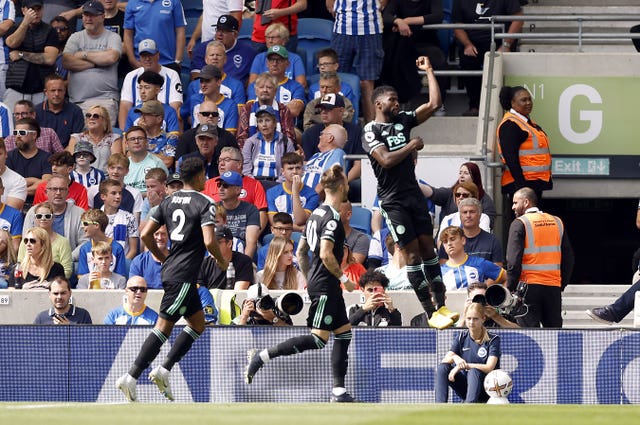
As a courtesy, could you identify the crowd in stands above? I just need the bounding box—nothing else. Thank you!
[0,1,591,331]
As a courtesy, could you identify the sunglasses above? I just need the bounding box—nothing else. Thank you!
[23,237,38,245]
[127,286,148,293]
[85,113,102,119]
[199,111,219,117]
[82,220,99,227]
[216,181,232,189]
[12,129,36,136]
[455,192,471,199]
[35,213,53,220]
[53,26,69,32]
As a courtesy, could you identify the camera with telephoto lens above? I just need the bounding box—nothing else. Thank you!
[253,284,304,318]
[485,281,529,318]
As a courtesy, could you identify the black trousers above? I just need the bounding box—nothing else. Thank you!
[517,284,562,328]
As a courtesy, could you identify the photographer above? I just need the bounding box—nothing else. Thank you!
[234,284,293,326]
[348,270,402,327]
[459,282,519,329]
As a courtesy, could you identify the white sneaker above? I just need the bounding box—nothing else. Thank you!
[434,105,446,116]
[149,366,174,401]
[116,374,137,402]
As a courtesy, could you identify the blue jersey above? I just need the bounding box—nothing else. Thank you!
[184,74,246,110]
[307,81,356,107]
[0,102,12,138]
[441,254,505,291]
[267,182,320,217]
[0,203,23,238]
[190,96,238,132]
[104,305,159,325]
[450,329,501,368]
[77,239,128,277]
[250,51,306,81]
[71,167,106,189]
[125,102,180,132]
[147,132,179,159]
[0,1,15,65]
[247,78,305,107]
[124,0,187,65]
[129,250,163,289]
[198,285,218,324]
[302,149,346,190]
[224,39,257,82]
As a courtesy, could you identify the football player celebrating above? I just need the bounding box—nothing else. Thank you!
[362,56,449,324]
[245,164,357,402]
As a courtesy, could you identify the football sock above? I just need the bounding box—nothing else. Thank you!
[267,334,326,358]
[129,328,167,379]
[407,263,436,316]
[423,257,446,309]
[162,326,201,371]
[332,330,352,388]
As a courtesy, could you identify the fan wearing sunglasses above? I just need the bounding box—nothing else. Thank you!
[104,276,159,325]
[3,100,65,154]
[6,118,52,203]
[18,202,72,278]
[8,227,65,290]
[436,181,491,245]
[67,105,123,172]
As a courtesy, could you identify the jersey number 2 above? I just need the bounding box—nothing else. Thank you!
[171,209,186,241]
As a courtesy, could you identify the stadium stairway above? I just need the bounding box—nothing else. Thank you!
[562,284,635,328]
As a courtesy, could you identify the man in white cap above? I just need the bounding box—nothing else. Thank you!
[119,38,183,130]
[62,1,121,127]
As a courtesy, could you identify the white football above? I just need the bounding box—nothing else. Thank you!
[484,369,513,399]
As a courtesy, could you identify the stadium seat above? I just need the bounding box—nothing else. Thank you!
[296,18,334,76]
[181,0,204,13]
[307,72,361,123]
[350,206,372,236]
[239,17,254,40]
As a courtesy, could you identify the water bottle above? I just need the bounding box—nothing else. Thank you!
[226,261,235,289]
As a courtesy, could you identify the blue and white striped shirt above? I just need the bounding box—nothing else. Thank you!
[332,0,382,36]
[302,148,346,189]
[252,132,281,179]
[71,167,106,190]
[0,1,15,65]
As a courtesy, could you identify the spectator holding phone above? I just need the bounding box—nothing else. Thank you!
[33,275,92,324]
[347,269,402,327]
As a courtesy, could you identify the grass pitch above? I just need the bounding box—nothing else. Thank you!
[1,403,638,425]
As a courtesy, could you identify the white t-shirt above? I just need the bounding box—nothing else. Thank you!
[0,166,27,204]
[201,0,244,42]
[120,65,183,106]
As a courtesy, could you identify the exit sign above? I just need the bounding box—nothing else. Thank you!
[552,158,610,176]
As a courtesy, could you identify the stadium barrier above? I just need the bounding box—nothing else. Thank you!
[0,325,638,404]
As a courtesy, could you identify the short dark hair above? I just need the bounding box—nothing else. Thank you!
[44,73,65,86]
[51,15,69,26]
[15,99,35,113]
[138,70,165,87]
[272,212,293,225]
[281,152,304,166]
[125,125,147,139]
[371,85,397,105]
[49,275,71,291]
[180,157,205,184]
[316,47,338,62]
[16,117,40,138]
[359,269,390,289]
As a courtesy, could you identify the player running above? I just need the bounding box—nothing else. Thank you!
[116,157,228,402]
[245,164,357,402]
[362,56,454,327]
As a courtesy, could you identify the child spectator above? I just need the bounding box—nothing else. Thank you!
[71,140,106,190]
[99,179,139,259]
[77,240,126,289]
[33,152,89,210]
[76,209,128,280]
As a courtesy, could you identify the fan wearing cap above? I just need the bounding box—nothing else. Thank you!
[247,45,306,119]
[133,99,179,170]
[62,1,122,128]
[4,0,58,112]
[237,73,296,148]
[124,71,180,133]
[70,140,105,190]
[187,41,245,107]
[119,38,183,130]
[175,99,239,165]
[303,73,354,131]
[123,0,186,72]
[196,225,254,291]
[242,104,296,191]
[249,23,307,89]
[184,65,238,135]
[302,93,364,200]
[185,1,243,62]
[217,170,261,259]
[31,152,89,210]
[176,124,220,180]
[190,14,256,84]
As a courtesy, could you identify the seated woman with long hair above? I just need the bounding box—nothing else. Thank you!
[0,228,17,288]
[17,202,73,278]
[9,227,65,289]
[256,236,306,290]
[435,302,501,403]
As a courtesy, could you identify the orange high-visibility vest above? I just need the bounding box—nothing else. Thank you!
[517,212,563,286]
[497,112,552,187]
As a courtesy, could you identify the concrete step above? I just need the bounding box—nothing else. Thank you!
[562,310,634,329]
[520,43,637,53]
[563,284,632,295]
[528,0,640,6]
[562,296,622,309]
